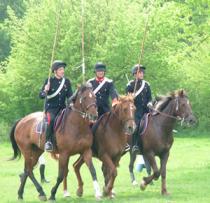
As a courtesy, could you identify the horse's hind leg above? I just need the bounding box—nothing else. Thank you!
[83,149,101,199]
[129,151,138,185]
[140,153,160,191]
[27,149,47,201]
[18,166,28,200]
[160,152,170,195]
[73,155,85,197]
[21,149,46,201]
[49,154,69,201]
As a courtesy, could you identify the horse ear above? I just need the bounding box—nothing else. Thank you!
[77,84,81,90]
[179,89,185,97]
[127,92,135,99]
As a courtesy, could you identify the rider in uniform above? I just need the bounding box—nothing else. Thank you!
[126,64,152,153]
[39,60,73,152]
[87,62,118,118]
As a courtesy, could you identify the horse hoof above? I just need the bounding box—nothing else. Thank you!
[76,189,83,197]
[63,190,70,198]
[38,195,47,201]
[162,191,170,196]
[95,194,102,201]
[110,193,115,199]
[111,189,116,196]
[132,180,138,186]
[18,196,23,201]
[140,180,147,191]
[103,186,108,197]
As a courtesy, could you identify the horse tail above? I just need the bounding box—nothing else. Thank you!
[9,119,21,160]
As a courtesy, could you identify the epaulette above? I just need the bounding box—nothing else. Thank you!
[145,80,150,86]
[105,77,113,83]
[87,77,95,83]
[126,80,134,86]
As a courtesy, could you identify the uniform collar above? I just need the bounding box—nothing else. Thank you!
[53,76,63,81]
[96,77,104,82]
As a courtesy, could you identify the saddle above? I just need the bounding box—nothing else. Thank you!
[138,113,151,136]
[53,109,66,131]
[35,109,66,135]
[36,117,48,134]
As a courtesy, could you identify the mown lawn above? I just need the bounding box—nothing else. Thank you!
[0,135,210,203]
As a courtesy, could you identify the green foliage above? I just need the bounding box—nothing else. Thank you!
[0,0,209,132]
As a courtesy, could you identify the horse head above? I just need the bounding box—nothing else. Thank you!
[74,83,98,123]
[113,94,136,135]
[172,90,196,125]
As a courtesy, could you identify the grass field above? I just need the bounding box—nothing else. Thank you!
[0,135,210,203]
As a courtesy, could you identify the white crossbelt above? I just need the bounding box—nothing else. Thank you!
[134,80,145,98]
[93,78,108,95]
[47,78,65,99]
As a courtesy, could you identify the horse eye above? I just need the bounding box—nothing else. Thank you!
[123,108,128,113]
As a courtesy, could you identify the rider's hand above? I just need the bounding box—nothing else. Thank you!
[44,82,50,92]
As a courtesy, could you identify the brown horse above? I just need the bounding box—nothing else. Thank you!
[62,95,136,198]
[10,83,102,201]
[129,90,196,195]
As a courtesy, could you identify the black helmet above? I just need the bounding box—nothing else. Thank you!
[51,60,66,72]
[131,64,146,75]
[94,62,106,72]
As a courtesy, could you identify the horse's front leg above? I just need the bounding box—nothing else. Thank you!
[62,170,70,197]
[83,149,101,200]
[49,154,69,201]
[160,152,170,195]
[101,154,117,198]
[140,152,160,191]
[73,155,85,197]
[129,150,138,185]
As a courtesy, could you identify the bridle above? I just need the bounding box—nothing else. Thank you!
[112,101,135,126]
[151,97,185,124]
[71,89,97,119]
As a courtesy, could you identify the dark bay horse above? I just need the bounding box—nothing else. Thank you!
[10,83,102,201]
[63,95,136,198]
[129,90,196,195]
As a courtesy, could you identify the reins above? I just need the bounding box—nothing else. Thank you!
[151,97,184,122]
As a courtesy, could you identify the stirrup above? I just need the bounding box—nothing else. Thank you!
[132,145,139,153]
[124,144,130,152]
[45,141,53,152]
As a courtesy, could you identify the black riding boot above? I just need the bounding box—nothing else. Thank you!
[45,124,53,152]
[132,129,140,153]
[40,164,49,183]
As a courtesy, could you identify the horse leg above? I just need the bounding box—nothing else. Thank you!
[63,169,70,197]
[73,155,85,197]
[101,155,117,198]
[140,153,160,191]
[18,167,28,200]
[83,149,101,199]
[102,163,109,186]
[49,154,69,201]
[160,152,170,195]
[26,151,47,201]
[129,150,138,185]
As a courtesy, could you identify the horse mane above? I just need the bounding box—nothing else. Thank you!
[118,94,134,103]
[154,89,186,112]
[59,82,93,134]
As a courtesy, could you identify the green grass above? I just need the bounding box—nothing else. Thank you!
[1,135,210,203]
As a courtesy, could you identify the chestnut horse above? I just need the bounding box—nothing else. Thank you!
[62,95,136,198]
[129,90,196,195]
[10,83,102,201]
